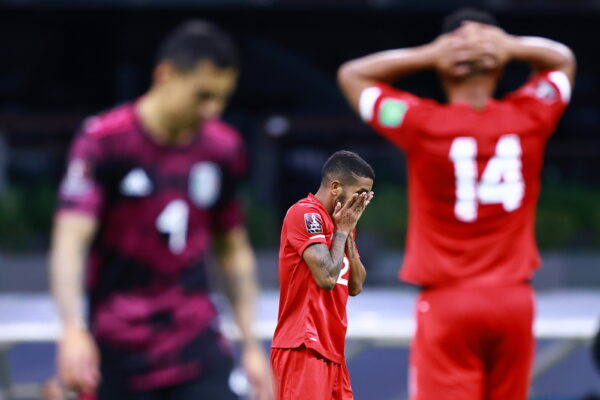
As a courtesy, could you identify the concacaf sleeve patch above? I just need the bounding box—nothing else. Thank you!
[304,213,323,234]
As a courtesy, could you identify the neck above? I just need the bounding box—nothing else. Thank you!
[443,74,497,110]
[314,187,336,215]
[136,91,196,146]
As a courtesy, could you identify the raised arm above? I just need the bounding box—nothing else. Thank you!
[509,36,575,85]
[337,45,439,114]
[214,227,272,400]
[50,211,100,394]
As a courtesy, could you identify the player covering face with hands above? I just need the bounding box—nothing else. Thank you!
[338,8,575,400]
[271,150,374,400]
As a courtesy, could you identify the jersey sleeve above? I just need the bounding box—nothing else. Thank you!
[211,138,248,233]
[358,83,433,150]
[505,70,572,134]
[56,128,106,217]
[284,205,329,258]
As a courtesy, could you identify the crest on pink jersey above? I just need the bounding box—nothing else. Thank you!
[304,213,323,234]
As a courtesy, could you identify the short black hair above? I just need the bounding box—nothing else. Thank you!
[321,150,375,186]
[441,8,498,34]
[157,19,239,72]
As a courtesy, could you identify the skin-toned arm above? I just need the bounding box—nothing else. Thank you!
[461,22,576,85]
[214,227,272,400]
[337,45,438,113]
[50,211,100,394]
[337,34,473,112]
[346,234,366,297]
[508,36,575,85]
[302,233,349,291]
[303,192,371,291]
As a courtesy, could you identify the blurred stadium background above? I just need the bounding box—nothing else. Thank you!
[0,0,598,399]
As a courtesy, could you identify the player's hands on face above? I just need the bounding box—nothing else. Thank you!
[58,325,100,395]
[242,343,274,400]
[332,191,372,235]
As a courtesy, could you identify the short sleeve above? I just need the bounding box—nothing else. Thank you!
[284,205,329,258]
[211,139,247,233]
[505,70,571,133]
[56,130,105,217]
[358,83,435,150]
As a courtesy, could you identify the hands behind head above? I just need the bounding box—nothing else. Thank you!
[332,191,374,235]
[433,21,515,78]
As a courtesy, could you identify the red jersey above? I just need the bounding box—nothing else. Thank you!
[359,70,571,288]
[271,194,355,364]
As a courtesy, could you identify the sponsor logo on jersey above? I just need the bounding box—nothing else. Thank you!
[120,168,153,197]
[304,213,323,234]
[378,98,408,128]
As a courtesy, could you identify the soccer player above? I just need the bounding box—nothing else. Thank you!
[50,20,272,400]
[270,150,374,400]
[337,9,576,400]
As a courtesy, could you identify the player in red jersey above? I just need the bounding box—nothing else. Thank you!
[338,8,576,400]
[271,151,374,400]
[50,20,272,400]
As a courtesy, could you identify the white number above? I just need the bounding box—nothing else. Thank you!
[336,257,350,286]
[449,134,525,222]
[156,199,189,253]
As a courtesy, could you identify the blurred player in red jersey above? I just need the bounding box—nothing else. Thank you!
[50,20,272,400]
[338,8,576,400]
[271,150,374,400]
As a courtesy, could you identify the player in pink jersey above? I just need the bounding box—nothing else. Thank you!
[50,20,272,400]
[338,8,576,400]
[271,151,374,400]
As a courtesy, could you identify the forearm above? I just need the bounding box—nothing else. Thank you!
[50,246,87,328]
[217,232,260,347]
[510,36,575,81]
[50,214,96,329]
[323,232,349,282]
[338,44,436,109]
[346,238,366,296]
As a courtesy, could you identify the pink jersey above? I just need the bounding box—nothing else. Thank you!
[57,103,246,390]
[360,71,571,288]
[272,194,357,364]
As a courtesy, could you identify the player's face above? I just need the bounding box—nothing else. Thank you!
[337,176,374,205]
[159,60,238,130]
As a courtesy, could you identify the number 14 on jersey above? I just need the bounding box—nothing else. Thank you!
[449,134,525,222]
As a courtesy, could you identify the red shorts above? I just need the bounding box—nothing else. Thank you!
[409,284,535,400]
[270,346,353,400]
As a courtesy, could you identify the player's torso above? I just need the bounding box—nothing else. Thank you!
[274,199,350,361]
[88,112,239,287]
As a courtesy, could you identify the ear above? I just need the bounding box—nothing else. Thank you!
[153,62,177,85]
[330,180,343,196]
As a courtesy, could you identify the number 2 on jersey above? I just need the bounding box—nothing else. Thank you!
[449,134,525,222]
[336,257,350,286]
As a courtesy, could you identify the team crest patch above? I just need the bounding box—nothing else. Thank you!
[304,213,323,234]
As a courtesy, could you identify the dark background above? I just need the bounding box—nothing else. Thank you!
[0,0,598,253]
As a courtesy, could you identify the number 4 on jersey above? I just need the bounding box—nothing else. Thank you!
[449,134,525,222]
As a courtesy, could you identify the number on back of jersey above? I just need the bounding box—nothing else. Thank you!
[449,134,525,222]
